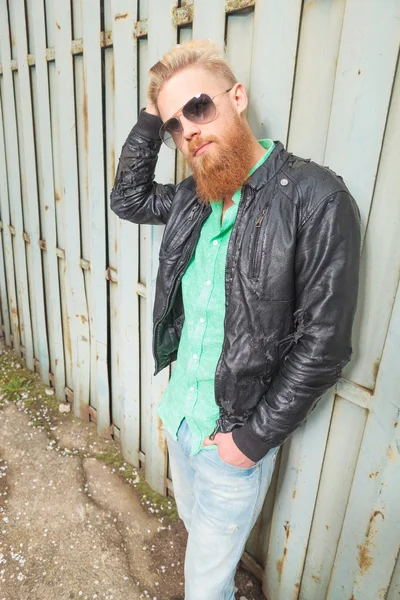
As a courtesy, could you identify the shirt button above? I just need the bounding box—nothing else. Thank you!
[189,387,194,392]
[200,318,205,323]
[205,280,211,286]
[280,178,289,186]
[213,240,218,246]
[193,354,198,360]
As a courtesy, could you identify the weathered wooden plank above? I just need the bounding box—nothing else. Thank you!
[44,0,73,392]
[73,0,96,412]
[192,0,225,46]
[175,27,193,186]
[82,0,111,437]
[323,0,400,234]
[246,451,282,568]
[287,0,346,163]
[264,392,334,600]
[55,0,90,417]
[143,0,177,494]
[327,280,400,599]
[225,9,254,105]
[30,0,65,397]
[104,0,121,432]
[14,0,50,384]
[111,0,140,465]
[344,56,400,391]
[0,2,34,367]
[247,0,303,143]
[299,398,368,599]
[0,100,13,347]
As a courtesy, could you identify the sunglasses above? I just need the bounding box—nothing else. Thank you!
[159,88,233,149]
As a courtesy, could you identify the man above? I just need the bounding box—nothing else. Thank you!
[111,40,361,600]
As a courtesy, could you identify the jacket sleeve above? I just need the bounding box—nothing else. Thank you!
[232,190,361,462]
[110,109,176,225]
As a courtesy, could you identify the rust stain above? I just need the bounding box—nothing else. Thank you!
[276,521,290,580]
[284,521,290,540]
[114,12,128,20]
[372,359,381,383]
[350,595,356,600]
[394,421,398,428]
[55,359,59,366]
[225,0,255,14]
[56,22,61,30]
[158,415,165,454]
[388,445,398,461]
[357,510,384,575]
[358,541,373,575]
[370,510,384,523]
[172,6,194,27]
[358,69,361,75]
[44,205,49,211]
[312,575,320,584]
[294,581,300,600]
[276,558,283,577]
[292,489,296,499]
[55,191,61,202]
[369,471,380,478]
[114,238,118,255]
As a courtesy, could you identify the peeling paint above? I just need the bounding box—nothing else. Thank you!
[115,12,128,20]
[172,5,194,27]
[276,521,290,580]
[225,0,255,14]
[357,511,384,575]
[372,358,381,383]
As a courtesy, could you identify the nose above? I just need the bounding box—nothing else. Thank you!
[180,115,201,143]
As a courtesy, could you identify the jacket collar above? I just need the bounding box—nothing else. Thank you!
[245,141,289,191]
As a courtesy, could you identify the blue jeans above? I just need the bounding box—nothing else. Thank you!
[165,419,279,600]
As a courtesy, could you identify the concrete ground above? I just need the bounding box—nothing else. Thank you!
[0,348,265,600]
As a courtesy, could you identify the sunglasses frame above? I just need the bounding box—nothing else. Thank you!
[159,87,233,149]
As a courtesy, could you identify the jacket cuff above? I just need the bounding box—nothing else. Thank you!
[132,108,163,140]
[232,423,274,463]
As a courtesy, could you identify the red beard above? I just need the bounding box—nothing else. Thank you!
[186,113,256,204]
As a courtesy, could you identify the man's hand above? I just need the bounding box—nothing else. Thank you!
[203,432,255,468]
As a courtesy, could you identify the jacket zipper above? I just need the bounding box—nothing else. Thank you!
[153,204,210,373]
[214,187,250,418]
[250,207,267,278]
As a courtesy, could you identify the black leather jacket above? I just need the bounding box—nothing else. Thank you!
[111,109,361,462]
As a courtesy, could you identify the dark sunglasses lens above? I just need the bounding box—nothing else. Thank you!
[161,118,182,149]
[183,94,215,123]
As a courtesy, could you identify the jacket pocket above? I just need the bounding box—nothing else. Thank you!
[249,207,269,278]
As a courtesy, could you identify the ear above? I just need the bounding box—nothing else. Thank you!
[231,83,248,116]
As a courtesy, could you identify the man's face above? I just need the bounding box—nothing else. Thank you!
[157,67,255,203]
[157,67,236,159]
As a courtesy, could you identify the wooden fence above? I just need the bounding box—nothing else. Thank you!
[0,1,399,598]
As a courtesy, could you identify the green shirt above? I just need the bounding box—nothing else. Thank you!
[157,139,275,455]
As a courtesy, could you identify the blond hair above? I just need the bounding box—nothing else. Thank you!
[148,40,237,112]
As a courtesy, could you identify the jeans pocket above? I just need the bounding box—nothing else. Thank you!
[208,448,260,476]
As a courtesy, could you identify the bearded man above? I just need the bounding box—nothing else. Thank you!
[111,40,361,600]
